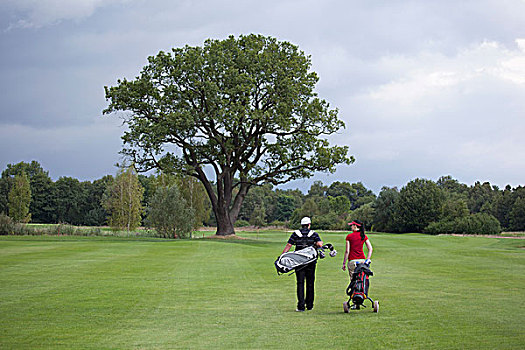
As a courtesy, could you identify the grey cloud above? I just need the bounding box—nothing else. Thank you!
[0,0,524,189]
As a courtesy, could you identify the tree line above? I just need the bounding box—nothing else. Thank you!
[1,161,524,236]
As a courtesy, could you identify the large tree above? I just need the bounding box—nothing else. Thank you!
[104,34,353,235]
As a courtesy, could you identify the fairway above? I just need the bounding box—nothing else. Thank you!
[1,232,524,349]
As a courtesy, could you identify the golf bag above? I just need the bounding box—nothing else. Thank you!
[344,261,379,313]
[274,244,336,275]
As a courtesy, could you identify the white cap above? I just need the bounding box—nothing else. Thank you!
[300,217,311,225]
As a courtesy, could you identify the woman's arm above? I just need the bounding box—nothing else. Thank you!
[365,239,373,260]
[342,240,350,270]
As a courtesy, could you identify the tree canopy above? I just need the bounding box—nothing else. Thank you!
[104,34,353,235]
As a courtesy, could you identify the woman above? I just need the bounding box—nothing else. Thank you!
[342,220,373,279]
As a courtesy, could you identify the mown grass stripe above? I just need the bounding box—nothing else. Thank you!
[0,233,523,349]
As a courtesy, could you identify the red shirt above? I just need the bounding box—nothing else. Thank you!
[346,231,368,260]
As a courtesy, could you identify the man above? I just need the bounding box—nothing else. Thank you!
[281,217,324,312]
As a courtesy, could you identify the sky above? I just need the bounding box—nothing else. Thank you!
[0,0,524,194]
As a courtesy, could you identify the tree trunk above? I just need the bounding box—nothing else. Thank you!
[216,212,235,235]
[194,167,244,236]
[215,182,235,236]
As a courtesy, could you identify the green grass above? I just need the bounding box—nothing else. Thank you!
[1,231,524,349]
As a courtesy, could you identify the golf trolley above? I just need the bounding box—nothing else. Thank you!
[274,243,337,275]
[344,261,379,313]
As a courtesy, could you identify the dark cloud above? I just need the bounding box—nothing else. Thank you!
[0,0,524,190]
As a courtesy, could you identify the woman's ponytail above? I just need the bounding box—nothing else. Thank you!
[353,219,366,240]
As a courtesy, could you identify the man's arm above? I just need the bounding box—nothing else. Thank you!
[282,243,293,254]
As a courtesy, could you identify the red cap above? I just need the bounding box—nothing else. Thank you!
[348,221,361,226]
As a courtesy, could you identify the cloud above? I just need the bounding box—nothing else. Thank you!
[326,38,525,192]
[1,0,524,192]
[361,39,525,112]
[3,0,129,30]
[0,118,125,180]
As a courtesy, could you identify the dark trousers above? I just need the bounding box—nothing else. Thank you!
[295,262,316,310]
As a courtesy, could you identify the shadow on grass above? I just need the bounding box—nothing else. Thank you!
[197,236,274,247]
[0,234,277,247]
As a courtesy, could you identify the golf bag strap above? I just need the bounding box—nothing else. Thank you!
[294,229,315,238]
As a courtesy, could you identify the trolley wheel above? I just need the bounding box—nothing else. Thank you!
[373,300,379,313]
[343,301,349,313]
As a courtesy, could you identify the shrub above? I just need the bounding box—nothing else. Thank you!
[50,224,77,236]
[269,220,287,228]
[424,213,501,235]
[147,184,195,239]
[234,219,250,227]
[85,227,102,236]
[313,212,339,230]
[0,213,15,235]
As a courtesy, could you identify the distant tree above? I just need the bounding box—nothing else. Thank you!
[103,167,144,231]
[307,181,327,198]
[104,34,352,235]
[326,181,355,200]
[350,182,376,209]
[249,204,267,228]
[441,196,470,221]
[301,197,321,218]
[509,196,525,231]
[395,179,445,233]
[138,174,157,222]
[373,186,400,232]
[348,202,375,230]
[437,175,469,195]
[326,181,375,209]
[313,212,339,230]
[176,175,211,229]
[317,196,332,215]
[28,171,54,223]
[492,185,512,229]
[468,181,498,214]
[0,161,53,223]
[54,177,86,225]
[0,178,8,214]
[8,173,31,223]
[238,184,271,223]
[2,160,46,179]
[148,184,194,238]
[290,197,321,227]
[274,194,296,221]
[329,195,351,217]
[83,175,114,226]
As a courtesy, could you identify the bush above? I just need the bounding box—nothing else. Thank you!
[48,224,77,236]
[234,219,250,227]
[269,220,287,228]
[0,213,15,235]
[312,213,339,230]
[424,213,501,235]
[147,185,195,239]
